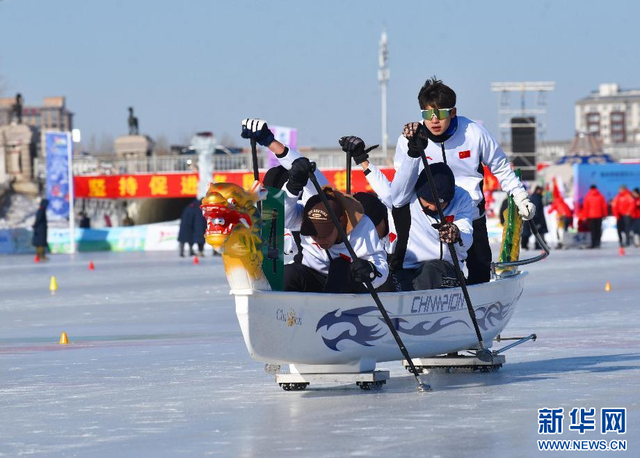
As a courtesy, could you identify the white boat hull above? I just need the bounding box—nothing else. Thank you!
[234,272,526,372]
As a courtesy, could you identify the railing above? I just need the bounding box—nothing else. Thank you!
[68,154,256,176]
[63,150,395,177]
[304,151,393,169]
[38,142,638,179]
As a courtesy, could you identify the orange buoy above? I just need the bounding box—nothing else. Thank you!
[89,261,95,270]
[193,256,200,265]
[34,254,40,263]
[619,247,625,256]
[605,281,611,292]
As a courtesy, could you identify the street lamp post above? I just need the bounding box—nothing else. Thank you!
[378,30,389,158]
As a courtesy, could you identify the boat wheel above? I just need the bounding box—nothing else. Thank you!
[406,366,429,374]
[479,364,502,373]
[357,381,385,390]
[279,383,309,391]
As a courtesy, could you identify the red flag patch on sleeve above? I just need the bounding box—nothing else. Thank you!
[339,253,352,263]
[389,232,397,243]
[445,215,455,223]
[458,150,471,159]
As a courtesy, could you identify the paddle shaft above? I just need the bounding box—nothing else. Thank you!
[418,151,488,351]
[307,172,427,388]
[250,138,259,181]
[250,138,262,213]
[346,151,352,194]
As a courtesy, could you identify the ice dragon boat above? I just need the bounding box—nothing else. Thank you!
[201,181,546,389]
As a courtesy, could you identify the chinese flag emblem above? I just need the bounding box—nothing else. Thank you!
[445,215,455,223]
[459,150,471,159]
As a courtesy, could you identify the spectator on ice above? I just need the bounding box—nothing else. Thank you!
[611,185,635,248]
[581,185,608,249]
[32,198,49,261]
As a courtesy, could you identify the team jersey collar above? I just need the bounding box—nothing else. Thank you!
[426,115,458,143]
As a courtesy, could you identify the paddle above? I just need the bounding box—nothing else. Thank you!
[249,137,262,213]
[417,150,492,362]
[346,151,352,194]
[250,138,259,182]
[307,168,432,392]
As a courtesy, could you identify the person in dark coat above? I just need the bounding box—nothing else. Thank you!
[32,198,49,261]
[79,212,91,229]
[178,201,196,257]
[192,199,207,256]
[522,187,548,250]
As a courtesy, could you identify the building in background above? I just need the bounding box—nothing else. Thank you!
[0,96,74,194]
[0,96,73,132]
[575,84,640,146]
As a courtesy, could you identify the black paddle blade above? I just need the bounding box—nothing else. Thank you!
[476,348,493,363]
[417,382,433,392]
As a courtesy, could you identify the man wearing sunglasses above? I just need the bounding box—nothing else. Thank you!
[392,77,535,285]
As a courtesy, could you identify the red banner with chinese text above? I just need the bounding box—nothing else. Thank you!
[74,167,503,199]
[73,169,398,199]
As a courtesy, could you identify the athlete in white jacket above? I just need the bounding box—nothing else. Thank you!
[338,136,399,257]
[393,77,536,284]
[241,120,389,293]
[286,191,389,292]
[391,151,474,291]
[241,119,329,263]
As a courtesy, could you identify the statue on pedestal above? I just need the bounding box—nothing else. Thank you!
[13,93,23,124]
[128,107,139,135]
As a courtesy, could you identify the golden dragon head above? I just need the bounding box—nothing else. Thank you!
[200,182,266,251]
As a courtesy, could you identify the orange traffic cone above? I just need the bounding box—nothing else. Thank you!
[193,256,200,265]
[59,332,69,344]
[605,281,612,292]
[619,247,625,256]
[89,261,95,270]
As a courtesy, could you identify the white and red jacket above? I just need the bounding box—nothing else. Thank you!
[394,116,526,219]
[284,191,389,289]
[391,155,474,270]
[360,163,398,254]
[272,147,329,258]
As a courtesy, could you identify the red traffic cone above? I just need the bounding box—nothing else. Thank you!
[193,256,200,265]
[619,247,626,256]
[34,254,40,263]
[89,261,95,270]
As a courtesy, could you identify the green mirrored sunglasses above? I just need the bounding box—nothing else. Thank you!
[421,107,455,120]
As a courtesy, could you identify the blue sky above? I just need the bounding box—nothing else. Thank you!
[1,0,638,148]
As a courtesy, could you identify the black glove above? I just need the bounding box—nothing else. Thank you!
[350,258,382,283]
[432,221,462,245]
[286,157,315,195]
[241,118,275,147]
[403,122,428,158]
[339,136,379,165]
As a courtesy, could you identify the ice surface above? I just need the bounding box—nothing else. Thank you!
[1,245,639,457]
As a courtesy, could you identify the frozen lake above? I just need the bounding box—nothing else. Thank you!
[1,244,639,457]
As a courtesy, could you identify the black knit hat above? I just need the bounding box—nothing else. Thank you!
[353,192,387,227]
[414,162,455,204]
[263,165,289,190]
